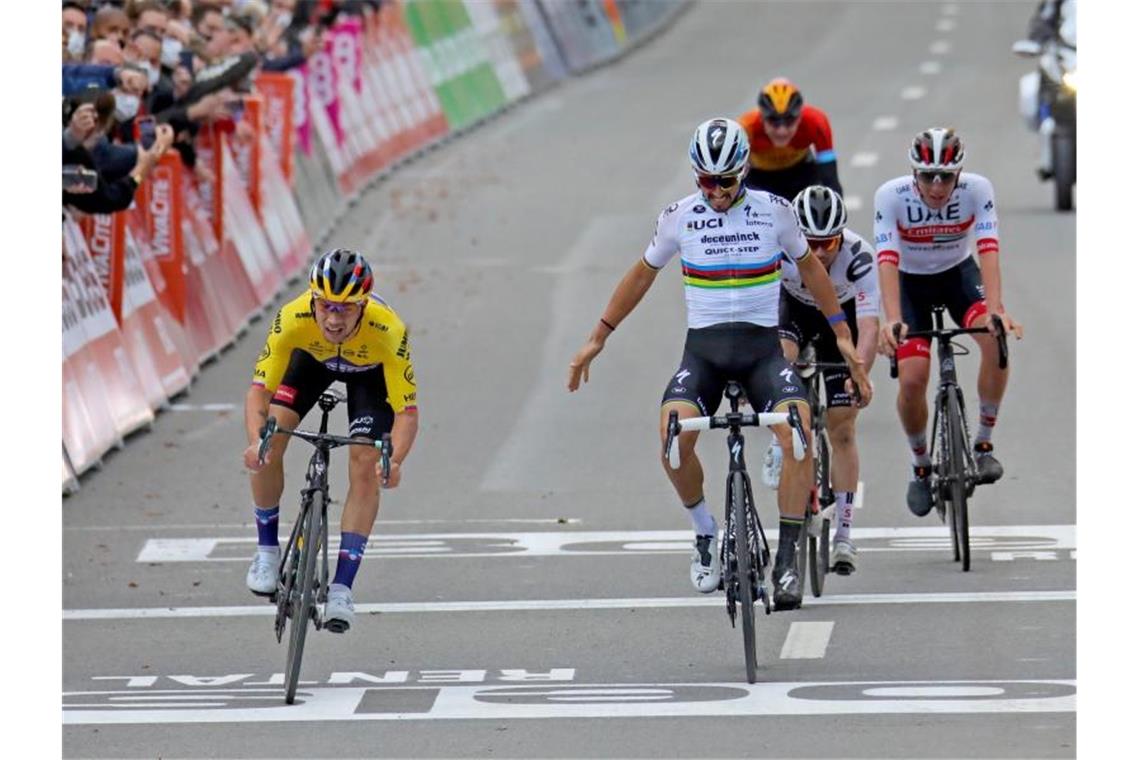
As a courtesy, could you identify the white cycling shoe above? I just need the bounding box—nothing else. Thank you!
[832,538,857,575]
[690,534,722,593]
[246,549,279,596]
[323,584,355,633]
[761,437,782,490]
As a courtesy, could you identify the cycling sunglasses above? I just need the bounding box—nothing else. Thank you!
[916,170,958,184]
[313,298,363,314]
[763,114,798,128]
[695,173,741,191]
[806,234,842,252]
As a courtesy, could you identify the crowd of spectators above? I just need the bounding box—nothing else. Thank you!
[62,0,382,215]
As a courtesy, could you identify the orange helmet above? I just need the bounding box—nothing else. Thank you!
[758,78,804,122]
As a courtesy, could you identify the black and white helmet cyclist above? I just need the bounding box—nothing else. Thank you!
[689,118,750,178]
[791,185,847,239]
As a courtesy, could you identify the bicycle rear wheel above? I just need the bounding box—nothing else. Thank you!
[284,491,323,704]
[946,391,971,571]
[732,471,757,684]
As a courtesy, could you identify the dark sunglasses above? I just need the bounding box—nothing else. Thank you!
[763,114,798,128]
[916,170,958,184]
[695,173,741,191]
[806,235,842,252]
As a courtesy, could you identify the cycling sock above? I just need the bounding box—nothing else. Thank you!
[776,516,803,566]
[332,532,368,589]
[907,432,931,467]
[253,506,280,552]
[976,400,999,445]
[684,497,717,536]
[834,491,855,542]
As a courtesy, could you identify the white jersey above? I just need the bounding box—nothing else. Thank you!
[643,189,809,329]
[873,172,1000,275]
[780,229,880,319]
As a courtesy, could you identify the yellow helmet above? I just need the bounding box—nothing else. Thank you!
[758,78,804,122]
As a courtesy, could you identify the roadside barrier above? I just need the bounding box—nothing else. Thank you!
[61,0,690,491]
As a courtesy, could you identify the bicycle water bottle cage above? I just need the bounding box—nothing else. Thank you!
[317,388,346,413]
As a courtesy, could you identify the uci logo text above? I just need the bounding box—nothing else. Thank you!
[686,218,724,231]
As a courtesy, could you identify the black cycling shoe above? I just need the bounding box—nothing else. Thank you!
[772,561,803,611]
[907,465,935,517]
[974,442,1004,485]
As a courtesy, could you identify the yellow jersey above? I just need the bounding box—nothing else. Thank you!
[251,291,417,413]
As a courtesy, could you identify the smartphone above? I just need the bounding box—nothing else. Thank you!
[136,116,157,150]
[63,164,99,191]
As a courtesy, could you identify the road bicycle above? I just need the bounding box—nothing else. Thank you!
[789,345,855,596]
[890,308,1007,572]
[664,381,808,684]
[256,388,391,704]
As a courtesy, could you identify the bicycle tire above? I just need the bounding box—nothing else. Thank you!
[732,471,758,684]
[810,430,830,593]
[284,491,323,704]
[946,391,971,571]
[933,394,959,560]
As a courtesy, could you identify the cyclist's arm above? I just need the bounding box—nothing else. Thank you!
[856,316,879,369]
[872,183,903,324]
[811,108,842,196]
[389,408,418,466]
[244,384,273,446]
[972,175,1004,315]
[797,254,852,343]
[594,258,659,338]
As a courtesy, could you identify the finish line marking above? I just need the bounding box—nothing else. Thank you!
[64,589,1075,622]
[62,678,1075,724]
[135,524,1076,563]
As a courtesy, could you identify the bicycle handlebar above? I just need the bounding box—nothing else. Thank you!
[256,419,392,480]
[888,316,1008,379]
[664,407,808,470]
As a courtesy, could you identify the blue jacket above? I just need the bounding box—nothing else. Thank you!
[62,64,117,97]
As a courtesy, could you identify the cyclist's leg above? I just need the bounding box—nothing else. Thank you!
[658,337,722,510]
[337,370,394,569]
[816,308,860,540]
[950,258,1007,480]
[896,271,934,460]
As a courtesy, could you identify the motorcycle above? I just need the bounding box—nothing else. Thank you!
[1013,3,1076,211]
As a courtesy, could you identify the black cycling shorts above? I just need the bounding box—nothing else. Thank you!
[269,349,394,440]
[661,322,807,416]
[778,293,859,408]
[897,257,988,362]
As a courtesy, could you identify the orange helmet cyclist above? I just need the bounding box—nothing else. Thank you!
[738,77,843,202]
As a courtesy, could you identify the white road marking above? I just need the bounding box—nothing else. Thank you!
[64,589,1076,621]
[844,196,862,211]
[135,524,1076,562]
[62,678,1076,723]
[872,116,898,131]
[936,18,957,32]
[901,86,927,100]
[930,40,952,55]
[68,518,582,532]
[920,61,943,75]
[850,152,879,168]
[168,403,237,412]
[780,622,834,659]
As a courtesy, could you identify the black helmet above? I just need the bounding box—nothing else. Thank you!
[309,248,374,303]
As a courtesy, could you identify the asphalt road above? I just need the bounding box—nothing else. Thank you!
[61,1,1077,757]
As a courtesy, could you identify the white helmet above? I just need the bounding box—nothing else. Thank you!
[792,185,847,237]
[689,118,750,176]
[908,127,965,171]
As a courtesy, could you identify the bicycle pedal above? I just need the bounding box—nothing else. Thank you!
[832,562,854,576]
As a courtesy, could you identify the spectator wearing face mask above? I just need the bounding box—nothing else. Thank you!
[62,1,89,62]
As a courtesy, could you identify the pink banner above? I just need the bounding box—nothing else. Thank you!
[307,45,344,146]
[290,65,312,157]
[331,17,364,95]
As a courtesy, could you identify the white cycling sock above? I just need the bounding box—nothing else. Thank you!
[907,432,931,467]
[685,498,717,536]
[834,491,855,542]
[976,399,999,446]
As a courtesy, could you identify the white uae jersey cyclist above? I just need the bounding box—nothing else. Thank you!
[643,189,810,329]
[780,229,881,318]
[872,172,1000,275]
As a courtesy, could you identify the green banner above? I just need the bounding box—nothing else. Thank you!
[403,0,507,130]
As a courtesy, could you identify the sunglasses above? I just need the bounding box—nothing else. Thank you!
[313,298,363,314]
[763,114,798,128]
[695,173,741,191]
[806,235,842,252]
[916,170,958,184]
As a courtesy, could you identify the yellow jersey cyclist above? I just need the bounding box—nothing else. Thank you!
[568,119,870,611]
[241,249,419,633]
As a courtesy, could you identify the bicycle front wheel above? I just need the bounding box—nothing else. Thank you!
[946,391,971,571]
[732,471,758,684]
[809,431,831,594]
[284,491,324,704]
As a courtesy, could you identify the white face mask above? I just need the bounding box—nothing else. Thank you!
[160,37,183,68]
[114,92,140,121]
[142,61,160,87]
[275,12,293,28]
[67,30,86,57]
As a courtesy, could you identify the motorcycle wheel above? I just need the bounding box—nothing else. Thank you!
[1053,132,1075,212]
